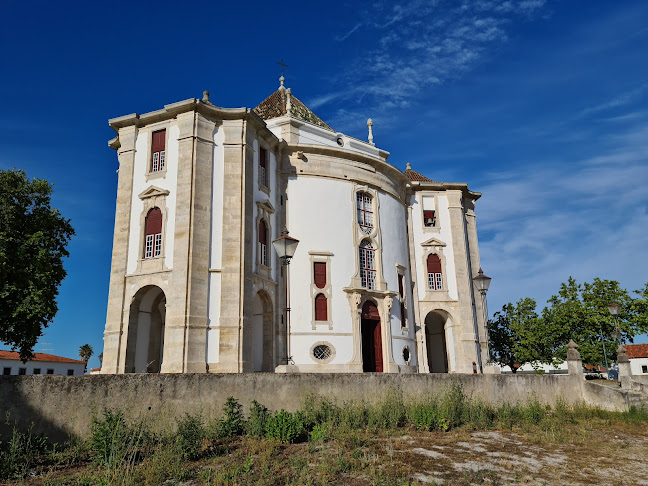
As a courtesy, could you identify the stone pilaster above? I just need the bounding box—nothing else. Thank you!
[446,190,480,373]
[617,345,633,388]
[162,112,215,373]
[102,126,137,374]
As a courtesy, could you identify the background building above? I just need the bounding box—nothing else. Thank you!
[625,344,648,375]
[101,78,492,375]
[0,351,86,376]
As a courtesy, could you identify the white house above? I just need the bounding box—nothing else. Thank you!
[625,344,648,375]
[0,350,86,376]
[101,76,493,375]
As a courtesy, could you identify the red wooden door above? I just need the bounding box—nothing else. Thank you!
[373,319,383,372]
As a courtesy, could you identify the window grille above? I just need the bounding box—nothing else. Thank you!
[313,344,332,361]
[356,192,373,233]
[152,152,159,172]
[154,234,162,257]
[360,241,376,289]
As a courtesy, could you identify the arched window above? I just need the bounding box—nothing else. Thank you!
[356,192,373,234]
[315,293,327,321]
[427,254,442,290]
[259,147,267,186]
[359,240,376,289]
[151,129,166,172]
[144,208,163,259]
[259,219,268,266]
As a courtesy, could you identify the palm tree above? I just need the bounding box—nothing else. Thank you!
[79,344,93,373]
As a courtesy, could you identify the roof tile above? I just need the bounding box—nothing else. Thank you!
[405,168,437,183]
[0,350,85,364]
[253,89,334,131]
[625,343,648,359]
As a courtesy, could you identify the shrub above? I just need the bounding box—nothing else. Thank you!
[90,410,129,467]
[438,384,466,429]
[522,398,545,425]
[369,387,406,429]
[265,410,305,443]
[208,397,245,439]
[245,400,269,437]
[309,423,329,443]
[176,413,205,459]
[407,402,439,431]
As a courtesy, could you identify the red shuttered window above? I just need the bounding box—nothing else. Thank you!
[259,220,267,266]
[314,262,327,288]
[423,210,436,227]
[259,148,267,186]
[427,254,442,290]
[315,293,327,321]
[151,130,166,172]
[144,208,163,258]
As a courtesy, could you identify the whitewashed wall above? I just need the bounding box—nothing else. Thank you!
[0,359,85,376]
[207,127,225,364]
[127,124,179,274]
[286,177,355,366]
[410,193,458,300]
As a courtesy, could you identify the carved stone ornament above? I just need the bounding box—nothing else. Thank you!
[566,339,581,361]
[617,345,630,364]
[384,296,393,312]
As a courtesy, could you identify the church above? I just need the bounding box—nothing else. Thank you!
[101,75,492,375]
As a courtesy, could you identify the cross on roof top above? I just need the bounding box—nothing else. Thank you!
[277,59,288,77]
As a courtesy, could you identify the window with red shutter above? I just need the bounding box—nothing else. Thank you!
[427,254,442,290]
[259,148,267,186]
[423,210,436,227]
[144,208,163,258]
[259,220,268,266]
[151,130,166,172]
[315,293,327,321]
[314,262,327,288]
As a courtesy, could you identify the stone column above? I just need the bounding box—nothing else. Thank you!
[566,339,584,377]
[102,126,137,374]
[446,190,479,373]
[617,345,633,389]
[162,111,215,373]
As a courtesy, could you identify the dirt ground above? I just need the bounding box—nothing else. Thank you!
[6,423,648,485]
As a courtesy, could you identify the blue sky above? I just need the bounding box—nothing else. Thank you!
[1,1,647,369]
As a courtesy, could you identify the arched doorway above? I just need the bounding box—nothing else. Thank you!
[425,311,449,373]
[249,291,274,372]
[361,300,383,372]
[125,285,166,373]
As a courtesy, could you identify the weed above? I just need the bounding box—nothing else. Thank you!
[176,412,205,459]
[0,420,49,479]
[309,422,329,443]
[245,400,269,437]
[265,409,305,443]
[89,409,129,467]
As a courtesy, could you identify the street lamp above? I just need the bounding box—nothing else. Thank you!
[608,302,621,341]
[272,229,299,365]
[472,268,492,374]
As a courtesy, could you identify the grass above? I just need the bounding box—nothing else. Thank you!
[1,385,647,484]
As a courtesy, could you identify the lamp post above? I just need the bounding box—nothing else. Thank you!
[608,302,621,380]
[272,229,299,366]
[472,267,492,374]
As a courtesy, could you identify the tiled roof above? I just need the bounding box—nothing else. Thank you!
[404,166,437,183]
[0,350,85,364]
[90,367,101,372]
[253,89,334,131]
[625,343,648,359]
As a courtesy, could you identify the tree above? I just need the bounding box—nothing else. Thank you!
[541,277,636,367]
[488,298,541,372]
[0,169,75,361]
[79,344,93,373]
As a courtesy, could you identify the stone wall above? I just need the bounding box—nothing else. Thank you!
[0,373,637,442]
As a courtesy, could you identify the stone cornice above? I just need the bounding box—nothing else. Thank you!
[408,181,481,201]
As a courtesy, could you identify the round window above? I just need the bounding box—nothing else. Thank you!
[402,346,411,364]
[336,137,344,146]
[313,344,332,361]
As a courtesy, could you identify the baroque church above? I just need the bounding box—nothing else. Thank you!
[101,75,493,375]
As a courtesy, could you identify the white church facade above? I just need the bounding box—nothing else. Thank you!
[101,77,492,375]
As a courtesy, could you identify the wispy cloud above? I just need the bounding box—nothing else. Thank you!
[579,84,648,118]
[320,1,548,132]
[335,22,362,42]
[478,122,648,311]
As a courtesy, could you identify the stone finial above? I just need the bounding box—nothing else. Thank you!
[617,345,630,364]
[406,162,412,170]
[566,340,581,361]
[202,90,210,103]
[286,88,292,113]
[367,118,374,145]
[279,75,285,90]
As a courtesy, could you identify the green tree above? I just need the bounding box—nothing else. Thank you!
[488,298,541,372]
[79,344,93,372]
[541,277,636,367]
[0,169,75,360]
